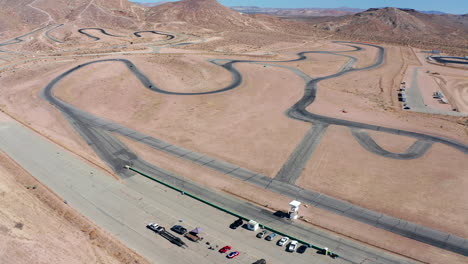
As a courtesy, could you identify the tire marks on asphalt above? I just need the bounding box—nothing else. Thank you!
[274,123,329,184]
[350,128,433,160]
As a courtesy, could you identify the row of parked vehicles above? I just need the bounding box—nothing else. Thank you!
[256,230,308,253]
[230,218,309,254]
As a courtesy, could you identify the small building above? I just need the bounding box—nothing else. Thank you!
[440,98,449,104]
[246,220,259,231]
[289,200,301,219]
[431,50,441,55]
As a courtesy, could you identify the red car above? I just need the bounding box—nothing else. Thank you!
[219,246,232,253]
[227,251,240,259]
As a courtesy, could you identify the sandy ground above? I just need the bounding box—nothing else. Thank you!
[116,131,468,264]
[415,68,454,111]
[297,125,468,238]
[0,136,148,264]
[307,45,467,143]
[53,55,311,177]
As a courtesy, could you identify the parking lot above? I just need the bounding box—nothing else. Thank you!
[124,175,348,264]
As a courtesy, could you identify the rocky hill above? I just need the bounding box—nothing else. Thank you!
[143,0,289,32]
[311,7,468,54]
[0,0,142,29]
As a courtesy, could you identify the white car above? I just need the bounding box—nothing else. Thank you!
[287,240,298,252]
[277,236,289,246]
[147,223,164,233]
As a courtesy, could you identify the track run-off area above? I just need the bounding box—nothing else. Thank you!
[39,35,468,257]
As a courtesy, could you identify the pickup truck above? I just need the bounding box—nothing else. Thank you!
[184,231,201,242]
[147,223,164,233]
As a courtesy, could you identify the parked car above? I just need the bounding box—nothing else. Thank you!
[230,218,244,229]
[404,106,411,110]
[287,240,298,252]
[252,259,266,264]
[265,232,277,241]
[227,251,240,259]
[147,223,164,233]
[277,236,289,246]
[171,225,187,235]
[219,246,232,253]
[256,230,267,238]
[297,244,309,254]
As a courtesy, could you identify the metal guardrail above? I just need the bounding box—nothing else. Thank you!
[125,165,339,258]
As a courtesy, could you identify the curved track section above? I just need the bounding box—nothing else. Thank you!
[41,42,468,256]
[45,24,65,43]
[133,30,175,40]
[431,56,468,65]
[0,25,49,47]
[78,28,122,41]
[351,128,433,159]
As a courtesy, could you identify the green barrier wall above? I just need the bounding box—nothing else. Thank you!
[127,166,339,258]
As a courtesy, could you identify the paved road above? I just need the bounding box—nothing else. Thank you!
[274,123,329,183]
[77,28,177,42]
[134,30,175,40]
[431,56,468,65]
[78,28,123,41]
[40,42,468,256]
[45,24,64,43]
[404,67,466,117]
[350,128,433,160]
[0,121,416,264]
[0,25,50,47]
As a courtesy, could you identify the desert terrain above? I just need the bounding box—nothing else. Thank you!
[0,0,467,264]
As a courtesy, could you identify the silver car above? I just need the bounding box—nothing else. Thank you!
[265,232,277,241]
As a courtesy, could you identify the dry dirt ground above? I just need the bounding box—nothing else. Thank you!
[0,115,147,264]
[413,51,468,113]
[0,28,467,264]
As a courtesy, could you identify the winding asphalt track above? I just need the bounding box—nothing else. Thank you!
[0,25,50,47]
[41,42,468,256]
[431,56,468,65]
[350,128,433,159]
[78,28,176,42]
[133,30,175,40]
[78,28,123,41]
[45,24,65,43]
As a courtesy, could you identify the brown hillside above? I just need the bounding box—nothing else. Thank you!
[0,0,142,29]
[311,7,468,54]
[144,0,287,32]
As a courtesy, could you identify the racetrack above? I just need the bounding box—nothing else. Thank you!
[134,30,175,40]
[78,28,123,41]
[431,56,468,65]
[40,42,468,256]
[77,27,176,42]
[45,24,65,43]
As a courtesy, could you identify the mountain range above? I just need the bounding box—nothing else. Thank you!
[1,0,466,54]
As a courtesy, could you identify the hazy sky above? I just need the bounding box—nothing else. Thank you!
[136,0,468,14]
